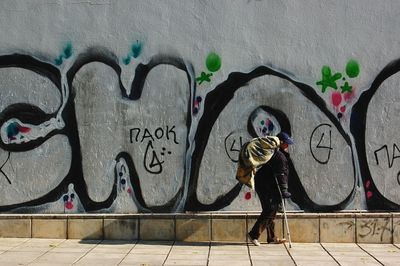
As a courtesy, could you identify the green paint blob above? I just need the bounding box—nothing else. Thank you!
[206,52,221,72]
[322,66,331,77]
[316,65,342,93]
[346,59,360,78]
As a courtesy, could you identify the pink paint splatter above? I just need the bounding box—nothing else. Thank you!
[344,87,356,102]
[127,188,132,194]
[244,192,252,200]
[340,106,346,113]
[365,180,371,189]
[366,191,373,199]
[331,92,342,107]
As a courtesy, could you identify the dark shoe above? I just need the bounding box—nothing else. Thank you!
[247,233,260,246]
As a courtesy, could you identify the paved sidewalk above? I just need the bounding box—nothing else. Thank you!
[0,238,399,265]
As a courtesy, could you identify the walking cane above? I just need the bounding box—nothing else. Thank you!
[275,177,292,248]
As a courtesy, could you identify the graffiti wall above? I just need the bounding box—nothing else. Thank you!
[0,0,399,213]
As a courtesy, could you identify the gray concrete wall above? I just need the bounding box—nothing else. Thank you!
[0,0,399,213]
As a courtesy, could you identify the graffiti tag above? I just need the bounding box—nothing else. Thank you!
[309,123,333,164]
[374,143,400,186]
[358,218,391,242]
[130,125,179,144]
[130,125,179,174]
[374,143,400,168]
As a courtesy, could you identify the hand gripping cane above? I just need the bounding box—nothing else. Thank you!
[275,177,292,248]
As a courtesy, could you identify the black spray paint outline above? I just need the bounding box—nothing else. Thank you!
[351,58,400,210]
[0,53,118,212]
[1,50,400,212]
[185,66,356,212]
[66,47,195,212]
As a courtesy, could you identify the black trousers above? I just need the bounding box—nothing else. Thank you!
[249,188,279,242]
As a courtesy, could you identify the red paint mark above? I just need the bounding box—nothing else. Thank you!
[340,106,346,113]
[17,125,31,133]
[365,180,371,189]
[65,201,74,210]
[244,192,252,200]
[366,191,373,199]
[331,92,342,107]
[127,188,132,194]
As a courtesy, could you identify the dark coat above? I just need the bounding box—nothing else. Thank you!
[254,149,289,201]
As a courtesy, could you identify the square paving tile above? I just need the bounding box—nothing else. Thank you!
[0,238,29,246]
[74,252,126,265]
[90,240,135,254]
[29,251,85,264]
[56,239,101,248]
[333,256,381,266]
[252,259,295,266]
[28,263,71,266]
[167,253,209,260]
[164,259,207,265]
[295,261,338,266]
[119,262,163,266]
[0,251,46,265]
[208,260,251,266]
[169,248,209,255]
[208,254,250,260]
[119,253,167,265]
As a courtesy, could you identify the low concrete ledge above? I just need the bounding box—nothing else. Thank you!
[0,212,399,243]
[176,214,210,242]
[0,218,31,238]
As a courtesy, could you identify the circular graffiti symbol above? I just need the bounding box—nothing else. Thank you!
[224,132,244,163]
[310,123,333,164]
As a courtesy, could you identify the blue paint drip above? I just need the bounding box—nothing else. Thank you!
[131,40,142,58]
[6,122,18,138]
[55,42,73,65]
[122,40,143,65]
[55,56,63,66]
[122,56,131,65]
[63,42,73,58]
